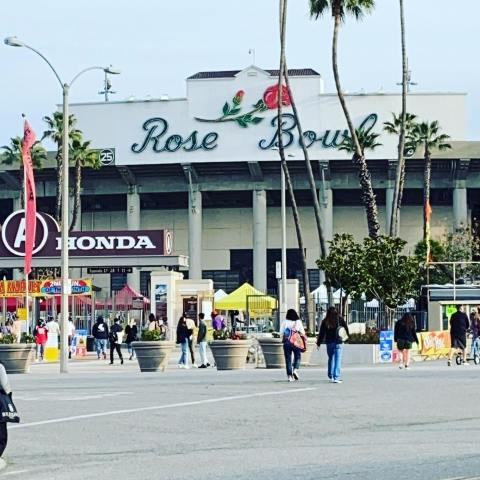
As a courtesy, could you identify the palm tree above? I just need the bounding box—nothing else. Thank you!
[1,136,47,207]
[70,139,101,231]
[278,0,314,330]
[310,0,380,240]
[386,0,408,238]
[42,112,82,222]
[411,120,451,261]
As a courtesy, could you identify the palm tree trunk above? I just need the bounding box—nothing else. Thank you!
[278,0,313,331]
[70,160,81,231]
[282,69,327,259]
[390,0,408,237]
[423,145,431,242]
[332,13,380,240]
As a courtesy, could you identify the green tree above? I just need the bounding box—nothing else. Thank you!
[0,136,47,207]
[316,234,366,314]
[70,139,100,231]
[310,0,380,240]
[42,112,82,223]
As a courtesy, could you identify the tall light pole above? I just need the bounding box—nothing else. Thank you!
[4,36,120,373]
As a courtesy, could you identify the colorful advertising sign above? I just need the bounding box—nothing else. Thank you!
[0,279,93,297]
[419,331,451,356]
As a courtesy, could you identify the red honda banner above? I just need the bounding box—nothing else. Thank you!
[21,119,37,275]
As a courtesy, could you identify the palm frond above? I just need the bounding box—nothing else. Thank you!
[309,0,330,19]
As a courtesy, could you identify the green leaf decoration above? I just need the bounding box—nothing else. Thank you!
[251,117,263,125]
[253,99,265,109]
[230,107,241,115]
[222,102,230,116]
[233,97,241,106]
[243,114,253,122]
[236,118,248,128]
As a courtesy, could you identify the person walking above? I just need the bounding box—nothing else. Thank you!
[197,313,210,368]
[211,311,225,331]
[92,316,109,360]
[176,316,190,369]
[124,320,138,360]
[394,313,419,370]
[317,306,349,384]
[448,304,470,366]
[109,318,124,365]
[34,320,48,362]
[280,309,305,382]
[46,315,60,349]
[0,362,12,466]
[185,316,197,367]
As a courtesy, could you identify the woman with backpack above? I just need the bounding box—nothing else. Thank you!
[317,306,349,384]
[394,313,419,370]
[280,309,306,382]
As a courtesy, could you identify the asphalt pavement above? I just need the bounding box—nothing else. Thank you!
[2,355,480,480]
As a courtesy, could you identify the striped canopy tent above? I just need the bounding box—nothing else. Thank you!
[214,283,277,315]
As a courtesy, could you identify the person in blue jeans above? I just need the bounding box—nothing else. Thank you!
[316,307,349,383]
[176,316,192,369]
[92,316,109,360]
[280,309,305,382]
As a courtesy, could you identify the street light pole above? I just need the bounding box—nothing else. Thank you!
[4,36,120,373]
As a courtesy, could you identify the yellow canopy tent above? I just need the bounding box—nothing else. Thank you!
[214,283,277,315]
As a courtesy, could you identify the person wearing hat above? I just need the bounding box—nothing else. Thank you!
[280,309,305,382]
[109,318,124,365]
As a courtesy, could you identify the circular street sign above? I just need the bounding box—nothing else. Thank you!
[99,148,115,166]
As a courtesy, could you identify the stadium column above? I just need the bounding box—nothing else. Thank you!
[127,186,141,292]
[453,182,468,231]
[452,159,470,232]
[188,188,202,280]
[252,189,267,292]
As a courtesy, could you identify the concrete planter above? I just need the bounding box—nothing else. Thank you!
[209,340,251,370]
[0,344,35,374]
[309,343,379,366]
[257,338,285,369]
[300,339,318,366]
[132,341,175,372]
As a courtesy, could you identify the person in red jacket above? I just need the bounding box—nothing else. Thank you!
[34,319,48,361]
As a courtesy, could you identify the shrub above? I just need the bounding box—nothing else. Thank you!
[0,334,18,344]
[348,331,379,344]
[141,329,165,341]
[21,333,35,344]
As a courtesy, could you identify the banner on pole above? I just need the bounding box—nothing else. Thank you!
[0,278,93,297]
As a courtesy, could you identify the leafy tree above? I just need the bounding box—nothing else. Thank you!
[70,139,100,231]
[310,0,380,240]
[42,112,82,222]
[339,129,382,155]
[316,234,366,314]
[1,136,47,207]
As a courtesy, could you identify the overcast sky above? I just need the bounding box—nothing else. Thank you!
[1,0,478,146]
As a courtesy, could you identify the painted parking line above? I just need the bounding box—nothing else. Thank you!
[11,386,316,430]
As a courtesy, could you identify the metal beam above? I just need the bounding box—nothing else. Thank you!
[247,161,263,182]
[182,163,199,184]
[116,166,137,186]
[0,171,21,189]
[453,158,471,182]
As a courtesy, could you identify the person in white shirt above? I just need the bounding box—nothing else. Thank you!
[46,316,61,348]
[279,309,305,382]
[67,317,76,359]
[185,317,197,367]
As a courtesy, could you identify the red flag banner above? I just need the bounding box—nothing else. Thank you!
[21,119,37,275]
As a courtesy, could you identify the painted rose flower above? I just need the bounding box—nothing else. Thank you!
[262,84,291,110]
[233,90,245,105]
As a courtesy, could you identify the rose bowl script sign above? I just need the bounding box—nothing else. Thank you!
[0,211,172,259]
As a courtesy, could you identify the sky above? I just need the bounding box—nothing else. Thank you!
[0,0,479,147]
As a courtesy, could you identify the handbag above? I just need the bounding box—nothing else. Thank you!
[284,321,307,352]
[336,319,349,343]
[0,391,20,423]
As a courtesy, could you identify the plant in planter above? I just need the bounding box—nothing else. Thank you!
[131,329,174,372]
[0,332,35,374]
[257,331,285,369]
[209,329,252,370]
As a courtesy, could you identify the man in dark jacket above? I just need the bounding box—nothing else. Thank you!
[109,318,124,365]
[448,304,470,366]
[92,316,109,360]
[197,313,210,368]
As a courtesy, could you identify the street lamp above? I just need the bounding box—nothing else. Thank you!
[4,36,120,373]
